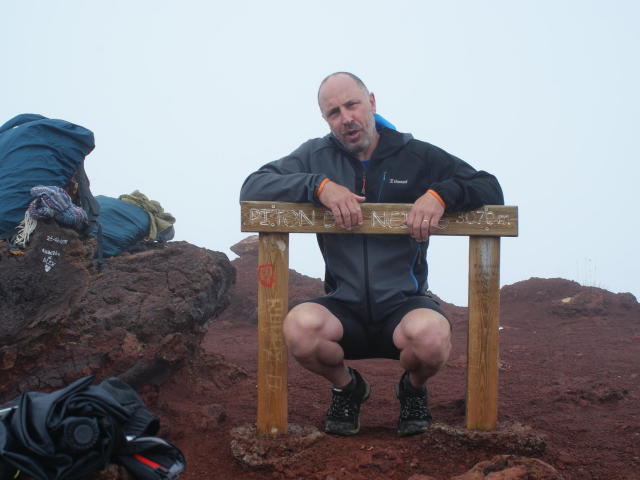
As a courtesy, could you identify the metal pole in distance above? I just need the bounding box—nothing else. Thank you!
[256,232,289,434]
[466,236,501,430]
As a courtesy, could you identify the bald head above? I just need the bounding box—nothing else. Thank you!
[317,72,379,161]
[318,72,369,106]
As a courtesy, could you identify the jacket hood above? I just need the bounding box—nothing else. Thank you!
[373,127,414,160]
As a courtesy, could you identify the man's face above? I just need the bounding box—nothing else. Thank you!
[318,75,378,160]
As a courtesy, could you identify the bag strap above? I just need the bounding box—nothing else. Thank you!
[74,163,100,225]
[71,162,106,262]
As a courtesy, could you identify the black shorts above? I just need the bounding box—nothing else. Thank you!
[304,295,448,360]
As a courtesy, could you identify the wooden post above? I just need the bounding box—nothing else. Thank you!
[466,236,501,430]
[256,232,289,434]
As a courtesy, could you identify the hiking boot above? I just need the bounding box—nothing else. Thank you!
[396,371,432,436]
[324,367,371,436]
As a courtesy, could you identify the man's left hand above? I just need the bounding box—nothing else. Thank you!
[405,192,445,242]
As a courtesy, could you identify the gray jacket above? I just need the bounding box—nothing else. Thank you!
[240,128,504,322]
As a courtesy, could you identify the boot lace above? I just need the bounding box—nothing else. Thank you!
[400,394,428,420]
[327,390,357,419]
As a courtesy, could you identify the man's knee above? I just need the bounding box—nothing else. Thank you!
[283,303,342,358]
[283,304,323,338]
[394,309,451,362]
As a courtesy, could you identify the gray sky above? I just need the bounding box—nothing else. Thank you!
[2,1,638,306]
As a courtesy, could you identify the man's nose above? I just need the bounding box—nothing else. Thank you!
[340,109,353,125]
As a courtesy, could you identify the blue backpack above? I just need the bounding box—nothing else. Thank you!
[0,114,97,236]
[95,196,150,258]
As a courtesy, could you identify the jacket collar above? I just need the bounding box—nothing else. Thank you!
[326,127,413,162]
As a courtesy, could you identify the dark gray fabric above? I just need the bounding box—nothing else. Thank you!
[0,376,158,480]
[240,128,503,323]
[305,294,448,359]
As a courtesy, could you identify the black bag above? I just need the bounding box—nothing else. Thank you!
[116,436,185,480]
[0,376,161,480]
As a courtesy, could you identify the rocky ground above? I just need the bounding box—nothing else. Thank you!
[1,230,639,479]
[157,237,640,480]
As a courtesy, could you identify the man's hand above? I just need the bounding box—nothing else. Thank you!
[318,181,365,230]
[405,191,445,242]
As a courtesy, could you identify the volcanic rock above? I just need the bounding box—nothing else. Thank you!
[501,277,637,318]
[426,421,547,457]
[0,221,235,400]
[450,455,563,480]
[230,423,324,469]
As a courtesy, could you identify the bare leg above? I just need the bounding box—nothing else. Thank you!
[392,308,451,388]
[283,302,351,387]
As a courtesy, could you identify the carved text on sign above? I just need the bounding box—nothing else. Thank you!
[250,207,316,228]
[264,347,285,363]
[248,207,468,230]
[261,299,285,357]
[242,201,518,237]
[455,208,512,230]
[266,374,283,391]
[260,296,286,390]
[266,298,284,319]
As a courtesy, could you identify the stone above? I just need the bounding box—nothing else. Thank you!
[426,422,548,457]
[230,235,259,257]
[230,423,324,469]
[451,455,563,480]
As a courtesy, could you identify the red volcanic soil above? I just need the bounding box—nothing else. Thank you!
[151,259,639,479]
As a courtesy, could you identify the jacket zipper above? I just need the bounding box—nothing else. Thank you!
[358,166,373,322]
[377,171,388,202]
[409,241,422,293]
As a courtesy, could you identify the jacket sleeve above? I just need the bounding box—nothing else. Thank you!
[425,144,504,211]
[239,145,329,205]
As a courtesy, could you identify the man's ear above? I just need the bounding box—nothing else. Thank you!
[369,92,376,113]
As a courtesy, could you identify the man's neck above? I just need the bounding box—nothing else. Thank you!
[357,131,380,162]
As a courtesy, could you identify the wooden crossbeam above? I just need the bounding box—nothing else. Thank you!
[241,201,517,237]
[240,201,518,434]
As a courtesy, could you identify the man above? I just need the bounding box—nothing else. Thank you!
[240,72,503,436]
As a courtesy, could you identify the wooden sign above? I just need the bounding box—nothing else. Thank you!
[243,201,519,435]
[241,201,517,237]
